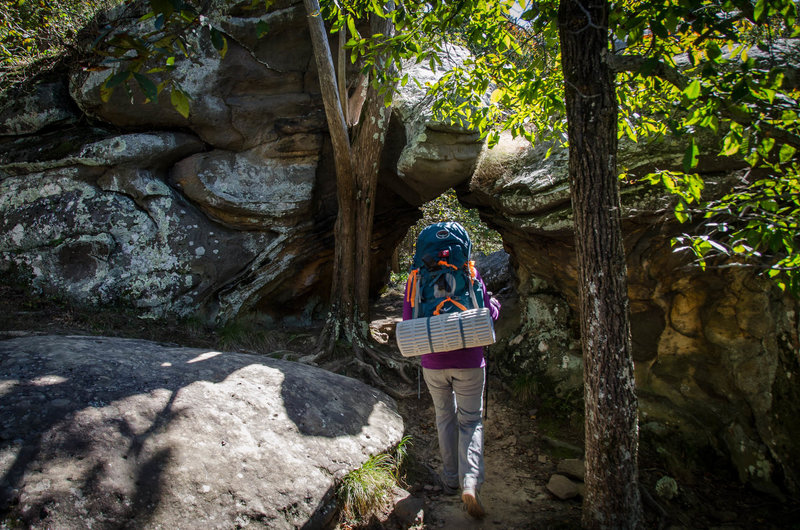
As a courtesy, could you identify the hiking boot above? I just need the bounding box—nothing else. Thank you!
[462,489,485,519]
[441,481,459,495]
[440,474,459,495]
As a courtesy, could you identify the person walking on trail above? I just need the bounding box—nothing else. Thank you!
[401,221,501,519]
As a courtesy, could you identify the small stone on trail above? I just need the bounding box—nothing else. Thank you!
[538,455,549,464]
[393,489,424,526]
[557,458,585,481]
[547,474,579,500]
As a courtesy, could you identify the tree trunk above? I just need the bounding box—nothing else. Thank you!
[302,0,412,388]
[303,0,356,329]
[353,12,394,317]
[558,0,643,527]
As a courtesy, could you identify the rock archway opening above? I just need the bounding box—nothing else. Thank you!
[390,188,504,277]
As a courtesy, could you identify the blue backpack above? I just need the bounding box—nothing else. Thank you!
[407,222,486,319]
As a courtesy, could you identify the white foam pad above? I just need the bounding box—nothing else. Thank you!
[396,308,496,357]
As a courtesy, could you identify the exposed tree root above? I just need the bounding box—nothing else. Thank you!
[300,312,417,400]
[350,355,416,400]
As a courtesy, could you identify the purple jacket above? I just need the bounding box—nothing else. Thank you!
[402,270,500,370]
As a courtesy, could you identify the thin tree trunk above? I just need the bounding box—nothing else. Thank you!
[301,1,414,396]
[353,12,394,317]
[337,21,349,125]
[558,0,643,527]
[303,0,356,325]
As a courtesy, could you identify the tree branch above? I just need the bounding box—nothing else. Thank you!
[606,52,687,90]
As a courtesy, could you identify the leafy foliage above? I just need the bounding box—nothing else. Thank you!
[0,0,116,64]
[353,0,800,296]
[608,0,800,295]
[0,0,120,91]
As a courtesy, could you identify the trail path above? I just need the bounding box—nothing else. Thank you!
[397,390,582,529]
[368,288,800,530]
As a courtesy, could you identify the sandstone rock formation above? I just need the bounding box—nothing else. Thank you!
[0,0,477,324]
[0,335,404,528]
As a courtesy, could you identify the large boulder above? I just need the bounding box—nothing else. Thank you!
[388,46,486,206]
[0,335,404,528]
[0,130,276,318]
[0,81,79,136]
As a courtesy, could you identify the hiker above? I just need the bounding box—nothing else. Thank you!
[401,221,500,519]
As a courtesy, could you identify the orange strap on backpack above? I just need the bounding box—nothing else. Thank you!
[433,297,468,315]
[468,260,477,284]
[406,269,420,307]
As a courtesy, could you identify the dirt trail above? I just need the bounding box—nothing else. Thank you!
[397,388,582,529]
[367,288,800,530]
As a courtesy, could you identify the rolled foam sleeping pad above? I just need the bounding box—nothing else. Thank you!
[396,307,496,357]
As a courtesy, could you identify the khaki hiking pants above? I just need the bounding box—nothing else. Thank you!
[423,367,485,493]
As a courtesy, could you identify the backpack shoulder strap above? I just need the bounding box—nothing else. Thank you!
[407,268,422,319]
[466,261,480,308]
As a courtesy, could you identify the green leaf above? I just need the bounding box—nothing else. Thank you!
[760,137,775,153]
[683,79,701,100]
[779,144,797,163]
[706,42,722,61]
[623,117,638,142]
[683,138,699,171]
[753,0,766,21]
[171,87,191,118]
[675,200,689,223]
[257,21,270,38]
[104,70,130,90]
[209,27,228,58]
[489,88,504,105]
[346,16,359,39]
[133,72,158,102]
[721,133,741,156]
[650,19,668,38]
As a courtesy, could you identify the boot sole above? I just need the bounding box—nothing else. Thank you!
[462,491,485,518]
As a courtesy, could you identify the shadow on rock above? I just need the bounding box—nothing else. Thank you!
[0,335,403,528]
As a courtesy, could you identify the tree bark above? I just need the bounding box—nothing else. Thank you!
[303,0,356,325]
[558,0,643,527]
[353,12,394,316]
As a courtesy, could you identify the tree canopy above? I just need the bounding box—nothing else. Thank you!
[417,0,800,296]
